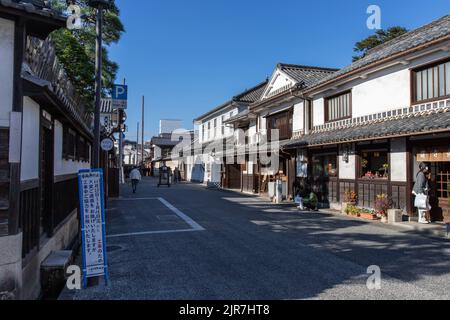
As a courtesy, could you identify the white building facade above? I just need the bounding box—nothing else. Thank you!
[284,15,450,221]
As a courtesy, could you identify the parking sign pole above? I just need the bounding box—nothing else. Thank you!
[119,79,125,184]
[92,4,103,169]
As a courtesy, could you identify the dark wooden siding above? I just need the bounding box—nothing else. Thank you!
[53,177,79,231]
[339,180,356,203]
[225,164,242,190]
[357,180,389,209]
[327,178,339,204]
[0,128,9,236]
[391,183,408,212]
[19,185,40,258]
[267,110,293,141]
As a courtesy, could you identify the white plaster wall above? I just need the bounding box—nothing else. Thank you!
[390,138,407,182]
[293,101,304,132]
[339,145,356,180]
[198,124,203,144]
[21,97,40,181]
[313,98,325,126]
[311,47,450,126]
[263,71,295,98]
[54,120,90,176]
[352,69,410,117]
[199,106,238,144]
[249,121,257,144]
[0,18,14,127]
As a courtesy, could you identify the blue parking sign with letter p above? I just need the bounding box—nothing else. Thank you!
[112,84,128,101]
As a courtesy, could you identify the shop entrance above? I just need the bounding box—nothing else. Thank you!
[226,163,242,190]
[414,141,450,223]
[428,162,450,222]
[309,152,339,208]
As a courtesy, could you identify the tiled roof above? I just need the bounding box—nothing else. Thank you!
[151,137,180,147]
[194,80,267,122]
[22,68,93,137]
[1,0,65,20]
[233,80,268,103]
[278,63,338,88]
[284,109,450,148]
[151,132,194,147]
[306,14,450,92]
[12,0,46,8]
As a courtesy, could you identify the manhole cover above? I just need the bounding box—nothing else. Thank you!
[107,245,123,252]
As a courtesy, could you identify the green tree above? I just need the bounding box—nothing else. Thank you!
[352,26,408,62]
[49,0,125,110]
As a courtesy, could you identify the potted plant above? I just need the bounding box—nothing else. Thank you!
[359,208,378,220]
[375,194,393,223]
[342,191,358,215]
[382,163,390,178]
[345,205,360,217]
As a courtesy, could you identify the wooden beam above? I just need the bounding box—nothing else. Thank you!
[8,18,26,236]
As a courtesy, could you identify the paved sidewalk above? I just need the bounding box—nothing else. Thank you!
[210,185,449,240]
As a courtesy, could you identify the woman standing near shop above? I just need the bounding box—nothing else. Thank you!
[413,163,431,224]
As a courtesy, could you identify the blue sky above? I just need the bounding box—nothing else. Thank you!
[110,0,449,141]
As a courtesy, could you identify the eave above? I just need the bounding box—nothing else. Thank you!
[23,75,93,141]
[0,3,66,39]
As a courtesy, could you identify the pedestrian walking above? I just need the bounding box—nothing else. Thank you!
[158,162,171,187]
[130,166,142,194]
[174,167,180,184]
[412,162,431,224]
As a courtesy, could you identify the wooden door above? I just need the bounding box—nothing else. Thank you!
[429,162,450,222]
[227,164,242,190]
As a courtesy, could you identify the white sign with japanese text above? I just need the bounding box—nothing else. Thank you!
[78,169,109,285]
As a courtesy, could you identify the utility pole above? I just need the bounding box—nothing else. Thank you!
[141,96,145,167]
[136,122,139,166]
[118,78,125,183]
[86,0,110,288]
[91,1,105,169]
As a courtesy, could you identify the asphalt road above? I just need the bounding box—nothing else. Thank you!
[68,178,450,300]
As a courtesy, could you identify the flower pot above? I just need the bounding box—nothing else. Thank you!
[381,216,388,223]
[360,212,378,221]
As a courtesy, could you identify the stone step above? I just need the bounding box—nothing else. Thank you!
[41,251,74,299]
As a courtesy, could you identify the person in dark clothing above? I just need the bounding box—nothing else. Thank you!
[173,167,180,184]
[412,162,430,224]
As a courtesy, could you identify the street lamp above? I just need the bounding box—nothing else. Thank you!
[88,0,114,169]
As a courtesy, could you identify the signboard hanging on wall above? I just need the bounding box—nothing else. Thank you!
[416,148,450,162]
[78,169,109,287]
